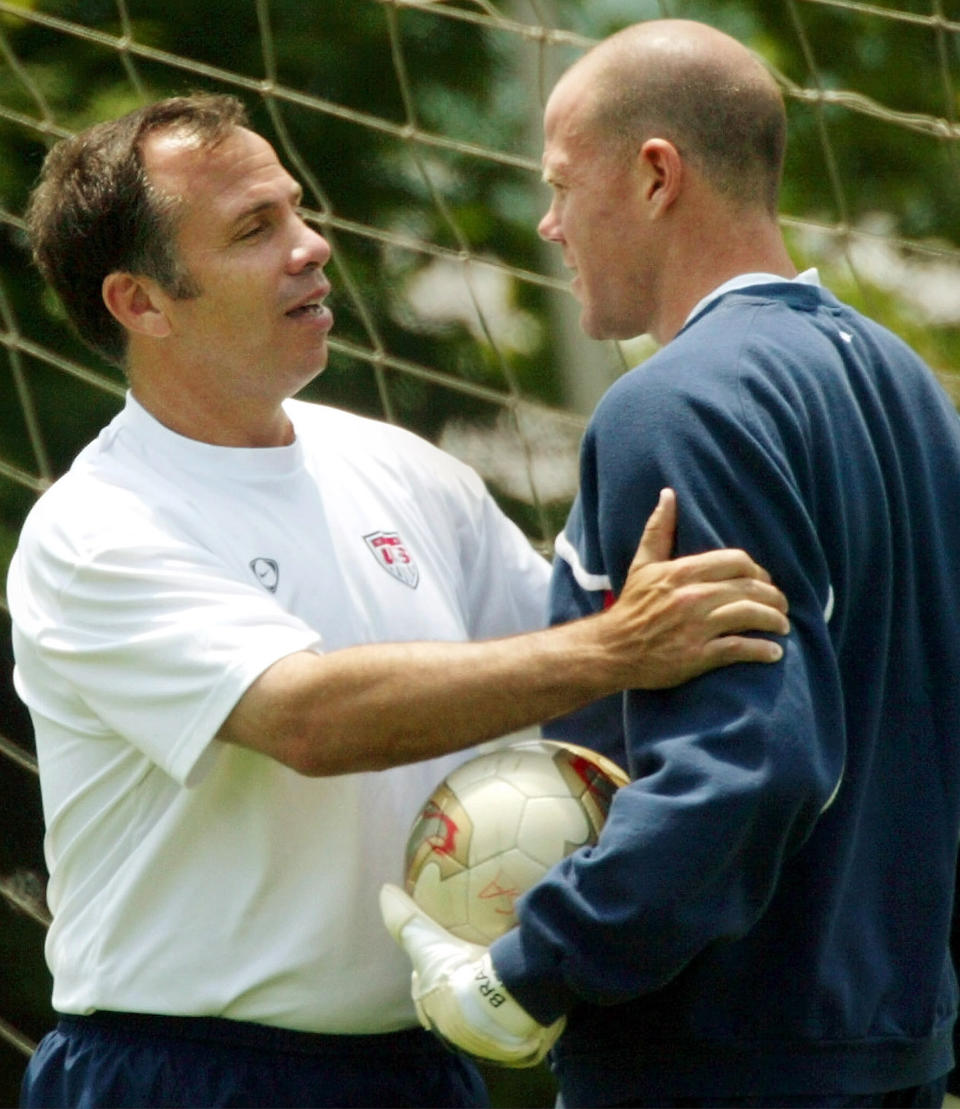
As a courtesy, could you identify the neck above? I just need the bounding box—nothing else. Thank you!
[128,361,295,448]
[653,208,795,345]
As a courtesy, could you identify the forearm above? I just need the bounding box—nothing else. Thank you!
[220,612,625,776]
[220,489,789,776]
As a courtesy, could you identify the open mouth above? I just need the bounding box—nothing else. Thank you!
[286,284,331,319]
[286,302,324,319]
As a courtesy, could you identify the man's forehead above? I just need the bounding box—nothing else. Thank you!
[544,65,601,142]
[141,125,290,199]
[140,125,220,175]
[542,87,600,177]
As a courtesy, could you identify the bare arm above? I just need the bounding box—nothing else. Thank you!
[218,488,789,776]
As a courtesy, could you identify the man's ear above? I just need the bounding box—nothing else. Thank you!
[101,272,172,339]
[636,138,683,216]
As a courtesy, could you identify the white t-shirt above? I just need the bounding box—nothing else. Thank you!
[7,394,550,1034]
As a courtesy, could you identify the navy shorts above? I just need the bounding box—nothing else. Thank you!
[20,1011,490,1108]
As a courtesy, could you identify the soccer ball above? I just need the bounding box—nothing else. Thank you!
[403,738,629,944]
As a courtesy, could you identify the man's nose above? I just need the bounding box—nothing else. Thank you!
[538,205,562,243]
[290,219,331,271]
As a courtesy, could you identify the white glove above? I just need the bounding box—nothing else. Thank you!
[379,883,565,1068]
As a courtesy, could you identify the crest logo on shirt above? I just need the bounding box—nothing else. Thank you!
[364,531,419,589]
[250,557,279,593]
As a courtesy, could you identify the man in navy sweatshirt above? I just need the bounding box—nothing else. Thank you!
[383,18,960,1107]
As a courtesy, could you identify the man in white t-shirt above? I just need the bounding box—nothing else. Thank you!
[8,93,789,1108]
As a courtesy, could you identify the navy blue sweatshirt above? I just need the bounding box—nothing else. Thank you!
[492,283,960,1104]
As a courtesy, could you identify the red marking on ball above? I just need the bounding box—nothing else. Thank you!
[422,802,459,855]
[478,875,522,914]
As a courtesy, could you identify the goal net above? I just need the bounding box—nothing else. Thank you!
[1,0,958,1091]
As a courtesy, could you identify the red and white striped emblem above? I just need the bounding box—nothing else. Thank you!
[363,530,419,589]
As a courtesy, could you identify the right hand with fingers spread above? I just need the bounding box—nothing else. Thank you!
[601,488,790,690]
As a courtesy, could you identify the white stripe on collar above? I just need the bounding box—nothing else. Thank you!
[685,267,821,328]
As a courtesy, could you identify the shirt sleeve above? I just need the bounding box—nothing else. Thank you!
[492,338,845,1024]
[462,491,552,640]
[11,513,322,787]
[538,504,627,767]
[405,440,552,640]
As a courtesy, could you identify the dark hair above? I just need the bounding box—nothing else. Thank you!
[25,93,249,366]
[590,42,786,215]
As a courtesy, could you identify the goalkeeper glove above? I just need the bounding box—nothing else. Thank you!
[379,883,565,1068]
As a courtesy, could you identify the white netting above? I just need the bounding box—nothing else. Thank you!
[0,0,958,1086]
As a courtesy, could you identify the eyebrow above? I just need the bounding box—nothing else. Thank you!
[229,183,304,230]
[540,156,567,186]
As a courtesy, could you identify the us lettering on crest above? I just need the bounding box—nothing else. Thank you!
[363,530,419,589]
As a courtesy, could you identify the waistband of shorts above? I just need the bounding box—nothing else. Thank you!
[55,1011,432,1057]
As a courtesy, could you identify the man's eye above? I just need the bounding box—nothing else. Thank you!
[238,223,266,241]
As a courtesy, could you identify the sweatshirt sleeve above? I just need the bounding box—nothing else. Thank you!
[492,313,846,1024]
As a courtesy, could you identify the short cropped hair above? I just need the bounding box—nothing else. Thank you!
[25,93,248,366]
[589,43,786,215]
